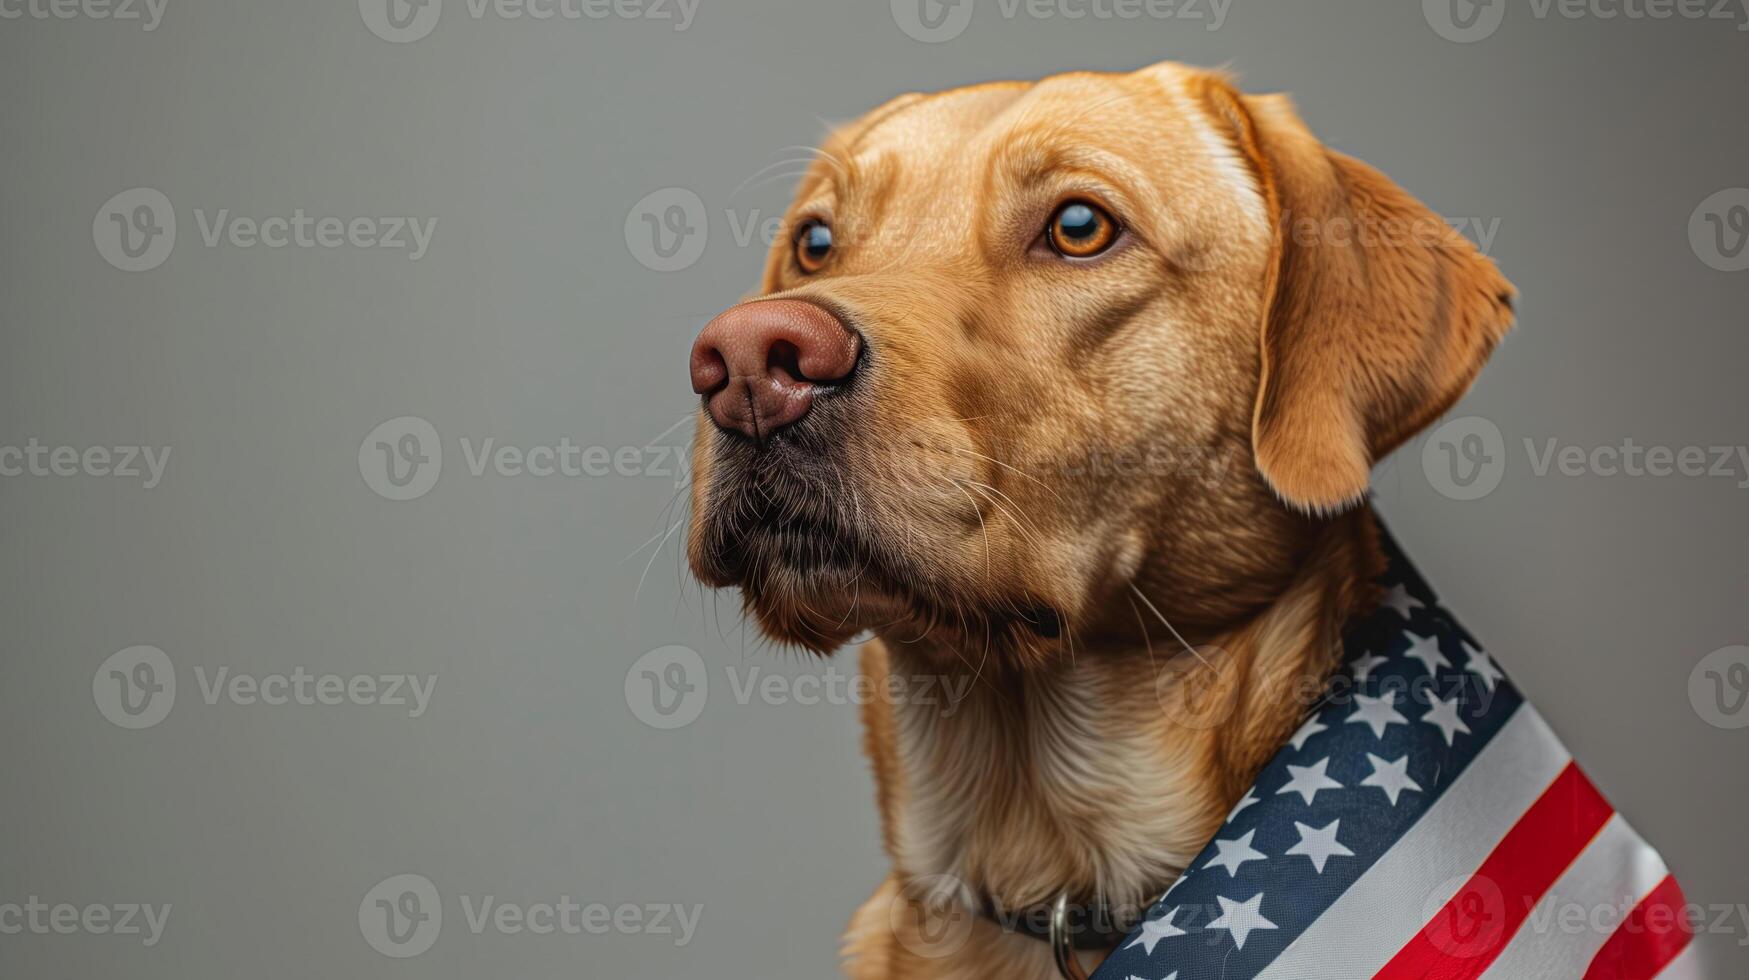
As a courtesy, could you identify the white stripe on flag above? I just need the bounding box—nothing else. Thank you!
[1480,814,1669,978]
[1254,706,1572,980]
[1655,940,1710,979]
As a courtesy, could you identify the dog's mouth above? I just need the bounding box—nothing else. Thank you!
[690,431,1066,658]
[704,488,873,582]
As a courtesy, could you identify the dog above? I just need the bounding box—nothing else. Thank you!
[685,60,1528,978]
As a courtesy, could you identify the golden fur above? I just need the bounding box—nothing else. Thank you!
[686,61,1514,978]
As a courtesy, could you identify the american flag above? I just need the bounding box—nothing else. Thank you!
[1091,529,1703,980]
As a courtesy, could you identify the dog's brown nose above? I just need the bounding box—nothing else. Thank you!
[689,299,860,439]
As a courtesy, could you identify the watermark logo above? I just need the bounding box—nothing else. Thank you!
[1420,873,1508,958]
[360,416,443,501]
[1689,645,1749,730]
[1423,416,1508,501]
[1424,0,1507,42]
[1689,188,1749,272]
[92,645,176,730]
[1154,645,1240,731]
[624,645,708,729]
[360,874,443,958]
[625,187,707,272]
[93,188,176,272]
[891,0,976,41]
[887,873,976,958]
[360,0,442,42]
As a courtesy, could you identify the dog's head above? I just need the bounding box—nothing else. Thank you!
[686,62,1513,664]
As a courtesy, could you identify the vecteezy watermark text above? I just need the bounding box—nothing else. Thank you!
[359,416,691,501]
[623,645,979,730]
[93,645,437,730]
[0,898,171,947]
[1281,209,1502,256]
[0,0,166,29]
[359,0,698,43]
[94,188,436,272]
[891,0,1230,43]
[357,874,699,958]
[1422,417,1749,501]
[1425,0,1749,42]
[0,440,170,489]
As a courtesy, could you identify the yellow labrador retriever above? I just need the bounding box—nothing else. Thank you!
[685,61,1513,978]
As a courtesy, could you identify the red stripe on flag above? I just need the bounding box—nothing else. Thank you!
[1374,762,1614,980]
[1581,875,1694,980]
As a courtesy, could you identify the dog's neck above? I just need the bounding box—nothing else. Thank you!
[868,511,1380,923]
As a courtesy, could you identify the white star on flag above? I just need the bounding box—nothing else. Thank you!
[1403,632,1451,675]
[1125,973,1177,980]
[1276,757,1343,805]
[1464,641,1504,692]
[1207,892,1278,950]
[1382,584,1422,619]
[1226,789,1259,822]
[1285,819,1354,873]
[1123,908,1186,955]
[1346,691,1408,739]
[1421,694,1472,745]
[1205,829,1268,877]
[1350,652,1388,682]
[1288,716,1327,751]
[1360,752,1423,806]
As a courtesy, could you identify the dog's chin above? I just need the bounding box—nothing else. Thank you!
[691,512,910,653]
[691,508,1067,664]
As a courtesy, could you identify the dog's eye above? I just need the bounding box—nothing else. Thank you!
[1047,202,1119,259]
[794,219,833,273]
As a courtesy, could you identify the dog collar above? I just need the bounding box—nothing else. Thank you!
[977,890,1139,951]
[1088,524,1694,980]
[976,891,1151,980]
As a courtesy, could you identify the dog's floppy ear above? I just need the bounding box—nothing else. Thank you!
[1195,77,1516,513]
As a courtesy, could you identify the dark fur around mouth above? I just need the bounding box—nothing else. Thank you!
[695,423,869,578]
[694,421,1065,653]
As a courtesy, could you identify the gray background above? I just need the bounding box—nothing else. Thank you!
[3,0,1747,976]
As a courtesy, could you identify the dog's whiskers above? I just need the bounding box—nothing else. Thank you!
[731,146,848,197]
[958,481,1045,553]
[633,517,688,602]
[1128,593,1160,674]
[946,446,1066,504]
[946,478,994,582]
[1128,582,1214,672]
